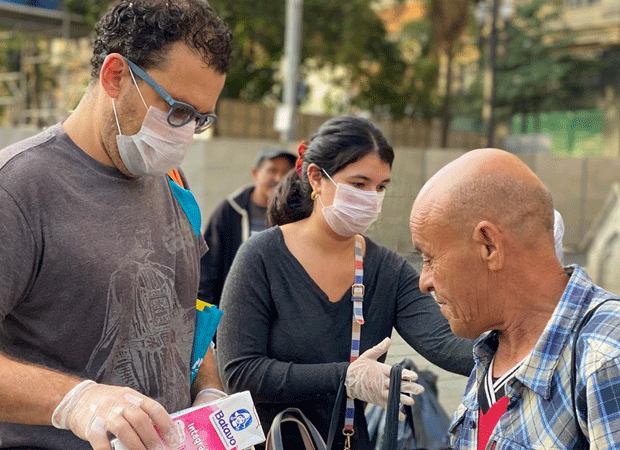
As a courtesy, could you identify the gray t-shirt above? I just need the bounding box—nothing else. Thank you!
[217,226,474,446]
[0,124,205,448]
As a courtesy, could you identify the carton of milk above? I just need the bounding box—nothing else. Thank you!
[111,391,264,450]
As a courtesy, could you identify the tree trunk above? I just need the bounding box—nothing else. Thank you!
[440,42,454,148]
[520,102,528,134]
[533,108,541,133]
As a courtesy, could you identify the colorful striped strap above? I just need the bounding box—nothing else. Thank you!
[344,235,365,438]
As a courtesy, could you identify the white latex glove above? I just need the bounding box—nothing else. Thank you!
[345,338,424,414]
[192,387,227,406]
[52,380,183,450]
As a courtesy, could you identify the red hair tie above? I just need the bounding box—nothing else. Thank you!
[295,141,307,177]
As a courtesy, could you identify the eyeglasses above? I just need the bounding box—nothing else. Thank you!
[125,58,217,134]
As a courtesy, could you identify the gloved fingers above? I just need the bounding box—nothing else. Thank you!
[400,380,424,396]
[121,403,166,450]
[401,368,419,382]
[359,337,392,361]
[399,393,415,407]
[102,427,148,450]
[84,417,114,450]
[346,360,390,389]
[100,403,153,450]
[93,392,177,450]
[140,397,182,447]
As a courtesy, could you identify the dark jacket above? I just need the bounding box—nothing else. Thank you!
[198,185,254,306]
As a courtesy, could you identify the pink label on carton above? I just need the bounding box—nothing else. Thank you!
[177,404,226,450]
[110,391,264,450]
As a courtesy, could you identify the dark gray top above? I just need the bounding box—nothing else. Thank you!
[217,226,473,444]
[0,124,205,448]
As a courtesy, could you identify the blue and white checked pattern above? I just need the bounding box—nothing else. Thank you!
[449,265,620,450]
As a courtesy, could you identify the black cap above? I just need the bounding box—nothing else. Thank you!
[254,146,297,168]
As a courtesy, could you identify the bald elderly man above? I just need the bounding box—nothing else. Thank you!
[409,148,620,450]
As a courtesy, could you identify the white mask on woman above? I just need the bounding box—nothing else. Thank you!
[318,169,385,237]
[112,70,194,177]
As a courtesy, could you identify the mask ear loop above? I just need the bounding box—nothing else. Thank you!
[111,99,123,135]
[112,64,150,136]
[321,168,337,186]
[128,66,148,110]
[318,167,337,208]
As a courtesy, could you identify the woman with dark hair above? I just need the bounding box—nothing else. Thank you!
[217,116,473,449]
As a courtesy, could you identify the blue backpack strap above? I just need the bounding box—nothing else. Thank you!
[167,169,201,237]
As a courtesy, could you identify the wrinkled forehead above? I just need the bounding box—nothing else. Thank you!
[411,181,449,221]
[410,196,444,245]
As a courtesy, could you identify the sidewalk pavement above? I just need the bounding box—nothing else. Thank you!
[384,331,469,418]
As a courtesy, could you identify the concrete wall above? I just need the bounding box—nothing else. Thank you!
[369,148,620,261]
[179,137,299,230]
[180,138,620,265]
[586,184,620,296]
[2,128,619,266]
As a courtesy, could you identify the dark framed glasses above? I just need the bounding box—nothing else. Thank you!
[125,58,217,134]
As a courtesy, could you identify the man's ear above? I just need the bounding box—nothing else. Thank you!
[251,167,259,181]
[100,53,128,99]
[473,221,504,271]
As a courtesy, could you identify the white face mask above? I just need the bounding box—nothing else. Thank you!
[318,169,385,237]
[112,70,194,177]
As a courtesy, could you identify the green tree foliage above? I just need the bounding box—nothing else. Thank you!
[64,0,115,26]
[425,0,472,146]
[208,0,419,118]
[398,18,441,120]
[61,0,449,120]
[491,0,601,129]
[206,0,285,103]
[458,0,604,132]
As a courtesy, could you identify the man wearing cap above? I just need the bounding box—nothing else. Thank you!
[198,146,295,306]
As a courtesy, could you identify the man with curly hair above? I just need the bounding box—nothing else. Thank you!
[0,0,231,448]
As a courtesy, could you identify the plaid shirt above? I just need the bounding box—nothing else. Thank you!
[449,265,620,450]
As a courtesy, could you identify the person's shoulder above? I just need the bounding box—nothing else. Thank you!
[209,196,235,218]
[579,294,620,364]
[209,185,254,219]
[0,125,60,174]
[228,185,255,208]
[583,296,620,333]
[245,226,281,248]
[232,227,282,266]
[231,184,255,200]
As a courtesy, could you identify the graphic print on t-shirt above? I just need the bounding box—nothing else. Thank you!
[85,227,193,406]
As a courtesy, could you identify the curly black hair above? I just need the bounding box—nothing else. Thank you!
[90,0,232,78]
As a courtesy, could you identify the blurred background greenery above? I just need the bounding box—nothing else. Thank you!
[0,0,618,156]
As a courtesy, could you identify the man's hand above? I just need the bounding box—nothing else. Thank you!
[52,380,183,450]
